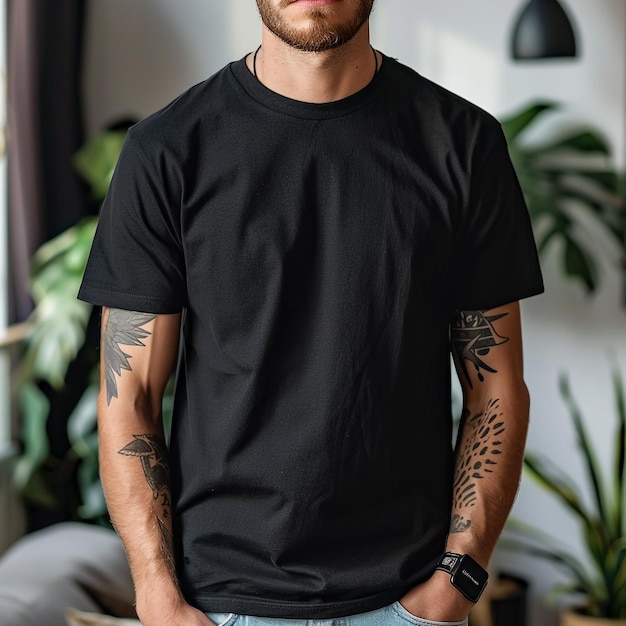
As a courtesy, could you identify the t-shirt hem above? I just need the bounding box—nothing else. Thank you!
[193,588,402,619]
[77,284,183,314]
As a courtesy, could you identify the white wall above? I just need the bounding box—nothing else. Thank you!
[83,2,626,625]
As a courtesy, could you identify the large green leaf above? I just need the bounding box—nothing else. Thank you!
[67,384,99,445]
[501,101,556,142]
[23,301,91,388]
[21,218,97,389]
[500,100,625,294]
[563,235,598,293]
[564,170,619,194]
[73,131,127,201]
[13,383,53,507]
[75,432,107,524]
[30,217,97,277]
[528,131,612,157]
[559,191,624,245]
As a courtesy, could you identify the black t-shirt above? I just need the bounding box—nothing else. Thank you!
[79,54,543,618]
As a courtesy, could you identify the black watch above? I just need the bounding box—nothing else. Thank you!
[435,552,489,603]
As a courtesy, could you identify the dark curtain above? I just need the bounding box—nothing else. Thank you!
[8,0,92,323]
[7,0,93,529]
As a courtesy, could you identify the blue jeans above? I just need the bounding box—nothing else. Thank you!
[206,602,469,626]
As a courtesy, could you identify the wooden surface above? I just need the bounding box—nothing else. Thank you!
[0,323,30,351]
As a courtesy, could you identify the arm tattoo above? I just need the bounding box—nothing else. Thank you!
[119,434,177,580]
[119,434,170,499]
[102,309,156,405]
[451,310,509,388]
[450,398,505,533]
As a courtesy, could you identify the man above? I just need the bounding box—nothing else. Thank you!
[79,1,544,625]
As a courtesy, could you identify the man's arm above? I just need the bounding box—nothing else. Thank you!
[98,307,212,626]
[401,301,530,621]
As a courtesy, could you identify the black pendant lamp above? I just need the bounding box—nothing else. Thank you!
[511,0,578,60]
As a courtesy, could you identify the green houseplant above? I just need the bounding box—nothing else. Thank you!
[505,365,626,622]
[14,130,127,526]
[501,102,624,294]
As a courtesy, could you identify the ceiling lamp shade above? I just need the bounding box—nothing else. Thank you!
[511,0,578,60]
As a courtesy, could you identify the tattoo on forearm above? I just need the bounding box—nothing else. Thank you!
[119,434,170,500]
[451,310,509,388]
[102,309,156,405]
[450,398,505,533]
[119,434,176,577]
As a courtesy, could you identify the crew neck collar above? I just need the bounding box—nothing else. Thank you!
[230,53,388,120]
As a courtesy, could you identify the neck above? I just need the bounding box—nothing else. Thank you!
[246,23,379,104]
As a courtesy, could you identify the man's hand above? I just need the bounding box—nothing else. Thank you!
[137,598,215,626]
[399,572,474,622]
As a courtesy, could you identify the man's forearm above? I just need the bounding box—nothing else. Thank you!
[396,387,529,624]
[446,384,530,564]
[96,307,200,624]
[397,302,530,622]
[98,400,183,616]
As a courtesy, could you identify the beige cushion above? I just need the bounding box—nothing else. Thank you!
[66,608,141,626]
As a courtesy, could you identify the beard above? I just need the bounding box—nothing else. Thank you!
[256,0,375,52]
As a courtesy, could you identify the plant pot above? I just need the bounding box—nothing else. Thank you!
[469,573,528,626]
[491,574,528,626]
[561,608,626,626]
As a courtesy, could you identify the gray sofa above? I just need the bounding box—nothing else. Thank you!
[0,522,138,626]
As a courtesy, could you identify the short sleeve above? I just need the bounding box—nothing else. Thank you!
[450,118,544,311]
[78,129,186,313]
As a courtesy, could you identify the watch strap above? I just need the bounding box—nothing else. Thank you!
[435,551,463,575]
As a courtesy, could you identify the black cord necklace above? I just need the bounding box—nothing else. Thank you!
[253,45,262,78]
[252,45,380,81]
[371,45,380,76]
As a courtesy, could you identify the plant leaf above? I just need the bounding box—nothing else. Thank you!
[30,217,97,278]
[501,101,557,143]
[524,453,589,520]
[558,191,624,245]
[513,364,626,616]
[13,383,50,493]
[500,534,594,591]
[560,374,610,530]
[500,100,624,294]
[612,364,626,538]
[67,384,99,444]
[529,131,612,157]
[73,131,127,200]
[563,235,597,293]
[21,218,97,389]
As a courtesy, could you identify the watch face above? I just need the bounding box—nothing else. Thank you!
[450,555,488,602]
